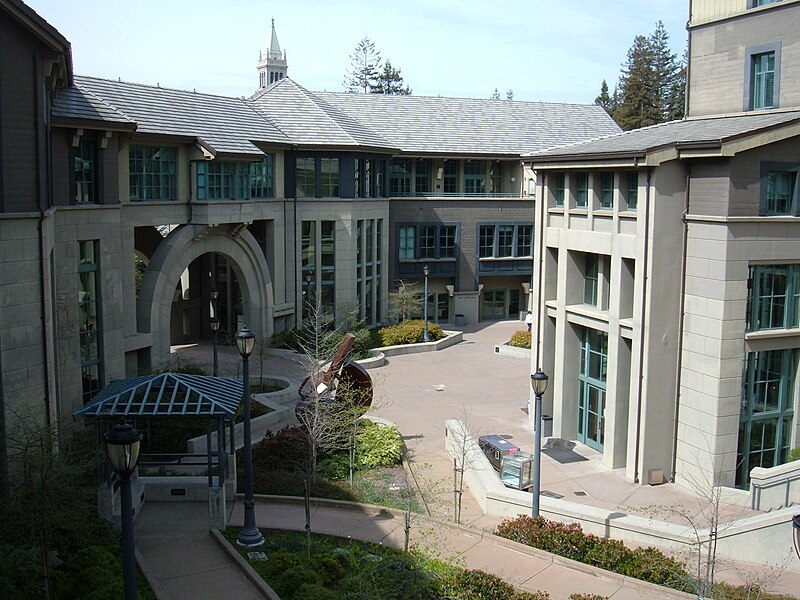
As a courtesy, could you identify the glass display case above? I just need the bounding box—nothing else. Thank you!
[499,451,534,490]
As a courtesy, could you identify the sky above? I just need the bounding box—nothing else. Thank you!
[26,0,688,105]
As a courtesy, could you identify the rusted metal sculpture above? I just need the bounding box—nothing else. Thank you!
[296,333,373,421]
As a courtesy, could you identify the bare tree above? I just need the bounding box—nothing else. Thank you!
[445,410,485,525]
[388,280,422,323]
[344,36,382,93]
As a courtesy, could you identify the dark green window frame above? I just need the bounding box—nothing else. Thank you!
[443,160,458,194]
[79,240,103,403]
[415,158,431,195]
[578,328,608,451]
[129,144,177,201]
[399,223,457,261]
[599,172,614,209]
[627,171,638,210]
[554,173,565,207]
[320,157,340,197]
[464,160,487,195]
[747,264,800,331]
[296,157,316,198]
[389,159,412,197]
[575,173,588,208]
[584,254,599,306]
[479,223,534,259]
[74,138,98,204]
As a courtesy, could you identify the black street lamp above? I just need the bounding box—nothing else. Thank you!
[104,422,142,600]
[235,326,264,547]
[530,369,549,517]
[793,514,800,561]
[210,287,220,376]
[423,264,430,342]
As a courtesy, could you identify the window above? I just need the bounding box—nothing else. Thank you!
[320,221,335,322]
[296,157,316,198]
[320,158,340,197]
[357,218,382,324]
[79,240,102,403]
[398,224,457,260]
[482,290,507,320]
[489,162,503,195]
[74,138,97,204]
[389,159,412,196]
[464,160,487,195]
[554,173,565,207]
[420,226,436,259]
[584,254,599,306]
[627,171,638,210]
[578,328,608,451]
[129,145,176,201]
[599,172,614,209]
[250,157,274,198]
[443,160,458,194]
[301,221,316,318]
[765,171,796,215]
[399,226,415,260]
[205,162,249,200]
[575,173,588,208]
[747,264,800,330]
[479,224,534,259]
[415,159,431,195]
[749,0,780,7]
[737,349,796,486]
[745,43,781,111]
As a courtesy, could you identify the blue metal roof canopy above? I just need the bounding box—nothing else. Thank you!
[74,373,245,490]
[74,373,242,419]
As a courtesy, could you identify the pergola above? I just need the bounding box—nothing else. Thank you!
[74,372,244,488]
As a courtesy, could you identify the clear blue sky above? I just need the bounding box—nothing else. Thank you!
[26,0,688,104]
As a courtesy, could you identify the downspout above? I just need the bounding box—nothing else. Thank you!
[633,167,653,484]
[685,0,693,117]
[534,165,545,369]
[671,164,691,482]
[35,55,53,433]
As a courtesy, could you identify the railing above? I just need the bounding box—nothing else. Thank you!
[750,461,800,511]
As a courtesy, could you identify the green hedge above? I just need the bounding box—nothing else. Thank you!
[378,320,444,346]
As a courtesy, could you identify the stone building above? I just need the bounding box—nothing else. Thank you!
[0,0,618,480]
[527,0,800,490]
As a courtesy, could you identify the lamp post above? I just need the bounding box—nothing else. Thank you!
[235,326,264,547]
[104,422,142,600]
[793,514,800,561]
[530,369,549,517]
[423,264,430,342]
[210,287,220,376]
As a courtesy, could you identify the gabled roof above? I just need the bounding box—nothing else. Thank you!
[72,76,290,155]
[52,83,137,130]
[525,110,800,164]
[250,78,396,150]
[315,91,621,156]
[73,373,243,419]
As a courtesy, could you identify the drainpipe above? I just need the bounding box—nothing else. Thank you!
[534,166,545,369]
[671,164,691,482]
[685,0,693,118]
[633,168,653,484]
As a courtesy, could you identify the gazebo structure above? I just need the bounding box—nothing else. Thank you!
[74,372,244,529]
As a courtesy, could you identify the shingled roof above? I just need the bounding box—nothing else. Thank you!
[525,110,800,162]
[315,90,621,156]
[52,83,136,129]
[71,76,290,155]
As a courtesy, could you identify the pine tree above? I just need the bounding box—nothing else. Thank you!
[344,36,382,93]
[649,21,680,121]
[665,47,687,120]
[595,79,612,111]
[614,34,661,130]
[371,60,412,95]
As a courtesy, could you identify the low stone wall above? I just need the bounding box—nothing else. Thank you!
[493,344,531,360]
[357,330,463,370]
[444,419,800,572]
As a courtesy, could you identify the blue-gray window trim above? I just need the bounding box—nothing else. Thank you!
[759,161,800,216]
[747,0,781,8]
[744,41,781,111]
[396,221,460,261]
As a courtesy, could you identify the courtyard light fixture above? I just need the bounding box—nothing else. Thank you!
[104,421,142,600]
[530,368,549,517]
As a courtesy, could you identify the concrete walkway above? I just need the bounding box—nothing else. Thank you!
[158,321,800,597]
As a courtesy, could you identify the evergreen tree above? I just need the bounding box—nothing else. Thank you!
[371,60,412,95]
[595,79,612,111]
[614,34,661,130]
[649,21,680,121]
[666,47,687,120]
[344,36,382,93]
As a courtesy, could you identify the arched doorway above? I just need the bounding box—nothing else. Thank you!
[137,225,272,370]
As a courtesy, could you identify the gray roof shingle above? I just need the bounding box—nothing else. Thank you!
[73,76,290,155]
[52,83,136,127]
[525,110,800,160]
[314,89,621,156]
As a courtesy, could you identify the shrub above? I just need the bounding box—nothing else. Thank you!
[316,453,350,481]
[378,320,444,346]
[789,446,800,462]
[569,595,608,600]
[292,583,337,600]
[357,421,403,468]
[351,327,380,357]
[509,330,532,349]
[449,569,519,599]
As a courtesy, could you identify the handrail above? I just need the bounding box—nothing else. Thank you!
[750,471,800,510]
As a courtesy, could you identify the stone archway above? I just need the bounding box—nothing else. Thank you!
[137,224,272,369]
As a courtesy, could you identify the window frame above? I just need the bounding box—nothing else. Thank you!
[599,172,614,209]
[744,42,781,111]
[73,136,99,204]
[759,162,799,216]
[129,144,177,201]
[398,223,459,261]
[478,223,535,259]
[747,264,800,331]
[575,173,589,208]
[626,171,638,211]
[554,173,565,207]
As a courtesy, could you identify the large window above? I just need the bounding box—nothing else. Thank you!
[443,160,458,194]
[74,138,98,204]
[320,158,340,197]
[196,157,274,200]
[464,160,487,195]
[599,172,614,209]
[129,145,177,201]
[764,171,796,215]
[554,173,565,207]
[296,157,316,198]
[301,221,316,318]
[478,224,533,259]
[626,171,638,211]
[415,159,431,195]
[79,241,102,403]
[575,173,588,208]
[747,264,800,331]
[398,224,457,261]
[578,328,608,451]
[745,43,780,112]
[584,254,599,306]
[737,349,796,486]
[389,159,412,196]
[250,157,274,198]
[489,162,503,195]
[357,218,383,324]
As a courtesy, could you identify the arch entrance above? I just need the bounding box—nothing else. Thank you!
[137,225,272,370]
